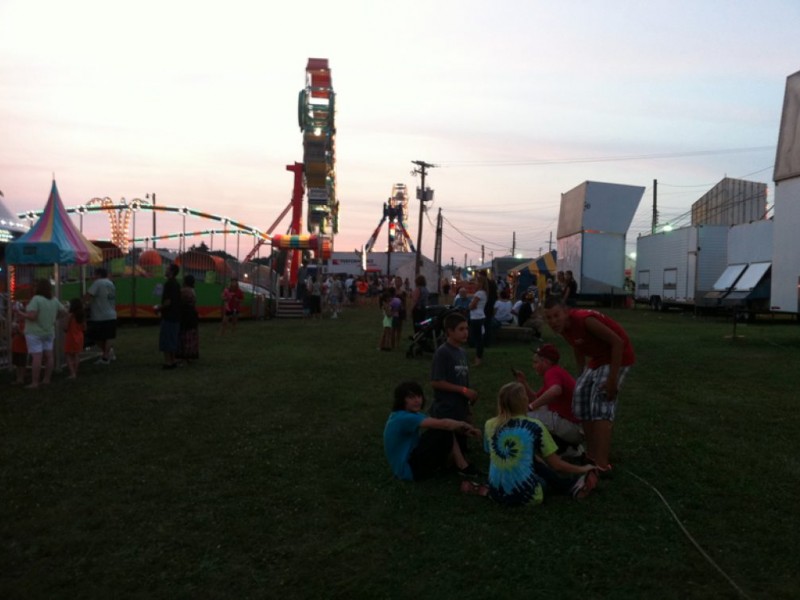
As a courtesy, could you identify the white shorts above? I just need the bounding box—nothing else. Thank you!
[527,407,584,445]
[25,333,55,353]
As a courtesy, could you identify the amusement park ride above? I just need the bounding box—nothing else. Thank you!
[243,57,337,286]
[363,184,415,254]
[15,60,337,270]
[5,59,339,318]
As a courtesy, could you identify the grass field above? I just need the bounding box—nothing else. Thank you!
[2,305,799,599]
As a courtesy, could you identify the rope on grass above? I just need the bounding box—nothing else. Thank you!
[621,467,753,600]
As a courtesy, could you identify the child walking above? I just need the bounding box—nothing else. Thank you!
[11,303,28,385]
[64,298,86,379]
[378,289,394,351]
[484,382,598,507]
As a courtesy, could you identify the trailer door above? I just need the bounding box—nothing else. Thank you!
[687,250,697,302]
[663,268,677,300]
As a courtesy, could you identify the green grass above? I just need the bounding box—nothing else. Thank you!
[2,307,799,599]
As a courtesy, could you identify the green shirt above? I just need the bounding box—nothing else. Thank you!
[26,295,62,337]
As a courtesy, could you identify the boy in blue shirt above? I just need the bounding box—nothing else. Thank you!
[384,381,482,481]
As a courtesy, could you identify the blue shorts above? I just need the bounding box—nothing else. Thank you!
[572,365,630,422]
[159,320,180,353]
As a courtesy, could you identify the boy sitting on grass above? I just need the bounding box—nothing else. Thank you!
[430,312,481,476]
[513,343,584,456]
[384,381,482,481]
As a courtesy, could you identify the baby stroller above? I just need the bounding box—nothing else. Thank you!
[406,305,462,358]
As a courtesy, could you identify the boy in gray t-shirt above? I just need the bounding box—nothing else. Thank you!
[85,267,117,364]
[430,313,478,421]
[430,312,481,473]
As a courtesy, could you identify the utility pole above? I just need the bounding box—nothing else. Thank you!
[386,202,393,278]
[652,179,658,234]
[511,231,516,257]
[547,231,553,252]
[481,245,485,265]
[412,160,435,276]
[147,192,157,249]
[433,207,443,292]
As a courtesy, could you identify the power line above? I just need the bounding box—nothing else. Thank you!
[434,146,774,168]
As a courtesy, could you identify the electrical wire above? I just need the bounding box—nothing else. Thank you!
[621,467,753,600]
[434,146,774,169]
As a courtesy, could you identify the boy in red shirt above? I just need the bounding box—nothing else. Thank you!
[543,298,635,471]
[514,343,583,454]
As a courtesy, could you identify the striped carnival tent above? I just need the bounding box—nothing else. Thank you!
[510,250,558,301]
[6,180,102,265]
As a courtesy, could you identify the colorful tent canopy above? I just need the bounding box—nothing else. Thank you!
[510,250,558,300]
[6,180,102,265]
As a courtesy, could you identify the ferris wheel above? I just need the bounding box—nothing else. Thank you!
[298,58,337,237]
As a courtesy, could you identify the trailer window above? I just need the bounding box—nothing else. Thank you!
[637,270,649,291]
[733,262,771,291]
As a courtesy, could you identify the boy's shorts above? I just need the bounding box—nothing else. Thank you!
[408,429,453,480]
[88,319,117,342]
[572,365,631,421]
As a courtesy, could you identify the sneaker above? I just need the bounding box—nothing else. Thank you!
[457,463,483,478]
[95,358,111,365]
[571,470,599,499]
[594,464,614,479]
[460,480,489,496]
[108,348,117,361]
[560,444,586,459]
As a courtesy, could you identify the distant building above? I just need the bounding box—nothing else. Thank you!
[691,177,768,226]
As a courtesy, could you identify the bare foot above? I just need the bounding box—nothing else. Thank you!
[25,384,38,389]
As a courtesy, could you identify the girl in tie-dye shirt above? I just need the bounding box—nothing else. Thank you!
[484,382,597,506]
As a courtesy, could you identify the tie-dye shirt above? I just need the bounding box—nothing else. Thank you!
[484,416,558,506]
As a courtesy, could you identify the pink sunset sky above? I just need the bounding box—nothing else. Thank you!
[1,0,798,264]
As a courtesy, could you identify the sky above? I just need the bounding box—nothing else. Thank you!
[1,0,799,266]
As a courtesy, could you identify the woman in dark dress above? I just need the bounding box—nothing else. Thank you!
[177,275,199,362]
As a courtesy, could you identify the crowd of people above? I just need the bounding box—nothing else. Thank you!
[384,296,635,508]
[10,261,635,508]
[9,265,251,385]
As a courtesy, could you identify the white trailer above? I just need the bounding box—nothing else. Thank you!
[770,69,800,314]
[634,225,729,310]
[556,181,644,297]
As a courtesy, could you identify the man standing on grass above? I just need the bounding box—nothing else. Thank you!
[85,267,117,365]
[543,297,635,472]
[158,264,182,369]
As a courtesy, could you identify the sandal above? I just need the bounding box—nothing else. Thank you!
[460,480,489,497]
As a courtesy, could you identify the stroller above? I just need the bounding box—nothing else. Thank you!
[406,305,463,358]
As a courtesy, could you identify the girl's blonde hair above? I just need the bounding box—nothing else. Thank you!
[494,382,528,431]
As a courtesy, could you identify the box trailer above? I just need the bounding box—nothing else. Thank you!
[556,181,644,298]
[770,69,800,314]
[634,225,729,310]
